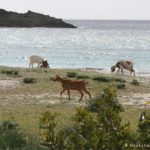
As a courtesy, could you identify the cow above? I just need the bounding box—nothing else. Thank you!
[111,60,135,76]
[29,55,44,68]
[53,75,91,101]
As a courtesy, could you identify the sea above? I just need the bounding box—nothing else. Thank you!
[0,20,150,74]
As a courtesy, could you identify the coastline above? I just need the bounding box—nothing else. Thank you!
[1,64,150,78]
[51,67,150,78]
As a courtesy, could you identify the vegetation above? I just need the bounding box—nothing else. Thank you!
[39,87,150,150]
[0,66,150,149]
[0,120,26,149]
[131,79,140,86]
[66,72,78,78]
[114,77,126,82]
[93,76,111,82]
[23,77,37,83]
[116,83,126,89]
[76,74,90,79]
[1,69,19,76]
[92,76,126,83]
[138,112,150,144]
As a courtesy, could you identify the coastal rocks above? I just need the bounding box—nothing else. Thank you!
[0,9,76,28]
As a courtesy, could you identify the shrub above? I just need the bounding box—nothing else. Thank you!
[66,72,78,78]
[114,77,126,82]
[39,111,61,150]
[39,87,134,150]
[1,70,19,76]
[138,111,150,144]
[92,76,110,82]
[116,83,126,89]
[131,79,139,86]
[23,77,37,83]
[76,74,90,79]
[0,120,26,149]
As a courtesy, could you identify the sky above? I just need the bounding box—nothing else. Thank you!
[0,0,150,20]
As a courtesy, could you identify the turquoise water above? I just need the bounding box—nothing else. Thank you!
[0,20,150,73]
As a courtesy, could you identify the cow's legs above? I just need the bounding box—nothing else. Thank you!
[117,68,120,75]
[60,89,65,99]
[78,90,84,102]
[121,68,123,75]
[67,90,71,100]
[84,89,91,99]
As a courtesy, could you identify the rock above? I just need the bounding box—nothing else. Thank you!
[0,9,76,28]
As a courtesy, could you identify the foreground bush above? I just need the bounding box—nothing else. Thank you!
[138,112,150,144]
[39,87,134,150]
[0,120,26,149]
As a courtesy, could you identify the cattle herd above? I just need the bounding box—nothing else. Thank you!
[28,55,136,101]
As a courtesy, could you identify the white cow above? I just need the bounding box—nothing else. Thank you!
[29,55,44,68]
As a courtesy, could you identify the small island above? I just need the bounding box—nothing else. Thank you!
[0,9,76,28]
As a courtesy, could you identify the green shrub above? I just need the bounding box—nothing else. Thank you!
[66,72,78,78]
[116,83,126,89]
[23,77,37,83]
[39,111,60,150]
[39,87,135,150]
[138,111,150,144]
[114,77,126,82]
[92,76,111,82]
[76,74,90,79]
[0,120,26,149]
[131,79,139,86]
[1,69,19,76]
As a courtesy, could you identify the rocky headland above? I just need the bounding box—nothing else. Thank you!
[0,9,76,28]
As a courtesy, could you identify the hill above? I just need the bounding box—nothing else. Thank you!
[0,9,76,28]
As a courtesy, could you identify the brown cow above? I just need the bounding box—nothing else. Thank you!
[53,75,91,101]
[111,60,135,76]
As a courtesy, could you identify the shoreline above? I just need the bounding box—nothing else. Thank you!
[1,65,150,77]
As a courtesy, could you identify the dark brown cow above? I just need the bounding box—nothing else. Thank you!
[53,75,91,101]
[111,60,135,76]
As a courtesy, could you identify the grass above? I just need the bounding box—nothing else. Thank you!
[131,79,140,86]
[92,76,111,82]
[116,83,126,89]
[0,66,150,134]
[1,69,19,76]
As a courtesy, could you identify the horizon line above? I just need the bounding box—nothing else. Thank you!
[64,18,150,21]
